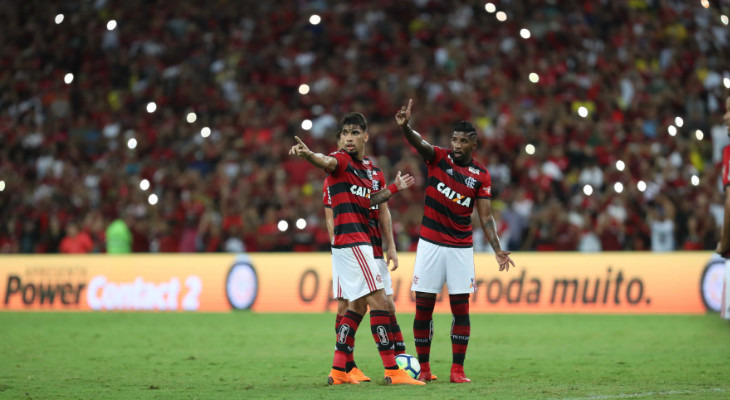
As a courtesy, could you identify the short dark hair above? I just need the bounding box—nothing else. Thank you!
[338,112,367,138]
[453,120,477,138]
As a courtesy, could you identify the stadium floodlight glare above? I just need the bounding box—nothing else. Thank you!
[298,84,310,95]
[107,20,117,31]
[695,129,704,140]
[148,194,158,205]
[520,29,531,39]
[577,106,588,118]
[140,179,150,191]
[127,138,137,149]
[485,2,496,13]
[496,11,507,21]
[637,180,647,192]
[296,218,306,230]
[277,220,289,232]
[528,72,539,83]
[722,15,729,26]
[186,112,197,123]
[691,175,700,186]
[614,182,624,193]
[301,119,313,130]
[667,125,677,136]
[309,14,321,25]
[674,116,684,127]
[0,180,5,192]
[724,77,730,88]
[525,144,535,155]
[64,73,74,84]
[55,14,64,24]
[146,102,157,113]
[616,160,626,171]
[201,127,211,138]
[583,185,593,196]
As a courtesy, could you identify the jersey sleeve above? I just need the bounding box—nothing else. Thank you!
[330,151,349,176]
[322,176,332,208]
[723,146,730,188]
[477,170,492,199]
[426,146,447,166]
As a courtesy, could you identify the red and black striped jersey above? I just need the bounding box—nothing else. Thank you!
[327,150,375,248]
[419,146,492,248]
[368,163,385,259]
[323,160,385,257]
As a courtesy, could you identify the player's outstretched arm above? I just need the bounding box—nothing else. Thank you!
[288,136,337,173]
[370,171,415,206]
[395,98,435,162]
[476,198,515,272]
[717,186,730,255]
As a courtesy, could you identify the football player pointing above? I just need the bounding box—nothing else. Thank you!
[395,99,515,383]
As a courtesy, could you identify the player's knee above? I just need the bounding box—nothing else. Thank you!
[336,299,349,315]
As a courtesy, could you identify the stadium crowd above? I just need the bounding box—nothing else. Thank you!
[1,0,729,253]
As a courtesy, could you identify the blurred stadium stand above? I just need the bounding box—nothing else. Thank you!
[1,0,729,253]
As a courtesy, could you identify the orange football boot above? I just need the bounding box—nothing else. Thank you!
[384,368,426,385]
[348,367,371,382]
[328,369,360,385]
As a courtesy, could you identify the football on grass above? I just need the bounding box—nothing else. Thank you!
[395,353,421,379]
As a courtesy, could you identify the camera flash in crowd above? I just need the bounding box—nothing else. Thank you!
[667,125,677,136]
[301,119,313,131]
[64,73,74,84]
[722,15,729,26]
[485,3,496,13]
[614,182,624,193]
[674,117,684,127]
[525,144,535,155]
[724,77,730,88]
[616,160,626,171]
[148,194,158,206]
[309,14,321,25]
[520,29,531,39]
[583,185,593,196]
[146,102,157,113]
[200,127,211,138]
[55,14,64,24]
[140,179,150,191]
[496,11,507,21]
[278,220,289,232]
[296,218,307,230]
[0,180,5,192]
[701,0,710,8]
[691,175,700,186]
[695,129,704,140]
[529,73,539,83]
[298,84,310,95]
[127,138,137,150]
[637,180,647,192]
[578,106,588,118]
[107,20,117,31]
[186,112,197,123]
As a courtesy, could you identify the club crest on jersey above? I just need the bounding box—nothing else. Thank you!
[350,185,371,198]
[465,177,477,189]
[372,180,380,191]
[437,182,472,207]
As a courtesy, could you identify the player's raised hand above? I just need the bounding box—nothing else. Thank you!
[495,250,515,272]
[395,98,413,126]
[289,136,312,158]
[393,171,415,191]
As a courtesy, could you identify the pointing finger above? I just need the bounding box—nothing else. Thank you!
[294,136,304,145]
[406,98,412,113]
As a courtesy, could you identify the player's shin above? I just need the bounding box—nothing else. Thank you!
[370,309,398,369]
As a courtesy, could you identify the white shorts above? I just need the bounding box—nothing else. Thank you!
[411,239,476,295]
[375,258,394,296]
[332,244,384,301]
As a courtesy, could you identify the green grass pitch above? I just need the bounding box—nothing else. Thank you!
[1,312,728,399]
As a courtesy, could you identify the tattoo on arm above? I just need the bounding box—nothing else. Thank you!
[370,190,391,207]
[483,217,502,252]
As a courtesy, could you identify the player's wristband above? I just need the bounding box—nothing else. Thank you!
[388,183,399,195]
